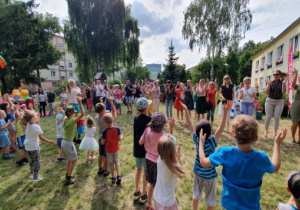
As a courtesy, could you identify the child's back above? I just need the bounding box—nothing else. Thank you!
[133,113,151,158]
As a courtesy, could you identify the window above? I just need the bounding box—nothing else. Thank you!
[276,45,284,65]
[68,63,72,68]
[259,77,264,89]
[255,60,259,72]
[60,66,65,70]
[61,76,66,81]
[51,71,56,77]
[266,75,271,83]
[290,35,299,59]
[69,73,73,78]
[267,52,273,68]
[261,57,265,70]
[57,43,63,49]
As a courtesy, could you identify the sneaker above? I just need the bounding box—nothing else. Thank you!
[29,173,34,179]
[5,154,14,159]
[139,193,148,204]
[86,156,91,162]
[133,191,142,201]
[103,170,110,177]
[116,175,122,185]
[97,168,105,175]
[16,160,26,166]
[111,177,117,184]
[32,177,43,182]
[22,157,29,163]
[57,157,66,162]
[64,178,76,186]
[65,173,75,179]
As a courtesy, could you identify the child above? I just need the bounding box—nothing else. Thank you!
[278,171,300,210]
[198,115,287,209]
[133,97,152,203]
[56,107,65,162]
[61,97,84,185]
[234,104,242,117]
[79,115,99,161]
[101,113,124,184]
[153,133,185,210]
[15,106,28,166]
[23,110,56,182]
[96,98,117,177]
[0,110,13,160]
[139,112,168,210]
[181,100,232,210]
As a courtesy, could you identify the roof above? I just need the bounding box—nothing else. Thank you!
[252,17,300,60]
[94,72,107,80]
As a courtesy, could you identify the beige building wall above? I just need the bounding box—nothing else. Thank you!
[251,19,300,91]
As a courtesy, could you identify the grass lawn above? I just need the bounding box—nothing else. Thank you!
[0,101,299,210]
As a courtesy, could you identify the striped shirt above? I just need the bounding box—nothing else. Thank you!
[193,133,218,179]
[269,80,283,99]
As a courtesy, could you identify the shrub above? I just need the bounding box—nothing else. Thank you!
[108,78,122,89]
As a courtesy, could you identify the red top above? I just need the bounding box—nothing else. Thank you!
[206,89,217,107]
[102,126,121,153]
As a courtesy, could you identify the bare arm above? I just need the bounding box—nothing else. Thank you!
[119,134,124,141]
[169,117,175,135]
[199,129,213,168]
[180,101,195,134]
[272,128,287,172]
[232,86,235,101]
[292,69,298,89]
[75,98,84,123]
[39,135,56,145]
[282,78,288,94]
[0,120,11,131]
[214,101,232,141]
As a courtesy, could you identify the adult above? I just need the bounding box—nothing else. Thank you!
[134,84,142,100]
[220,75,235,132]
[143,83,154,115]
[164,80,174,119]
[151,81,160,113]
[95,80,105,102]
[104,84,112,111]
[239,77,257,116]
[85,86,93,112]
[37,88,47,117]
[47,87,56,116]
[184,80,194,118]
[264,70,288,139]
[290,68,300,144]
[206,79,218,127]
[196,79,207,121]
[125,80,135,114]
[60,90,67,104]
[113,84,122,115]
[174,82,185,121]
[91,82,98,108]
[236,82,244,100]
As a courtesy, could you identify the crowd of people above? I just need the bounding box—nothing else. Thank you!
[0,68,300,209]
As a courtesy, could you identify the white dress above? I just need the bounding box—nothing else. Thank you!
[79,127,99,151]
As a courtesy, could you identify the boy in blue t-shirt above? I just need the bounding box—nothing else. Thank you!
[182,100,232,209]
[198,114,287,210]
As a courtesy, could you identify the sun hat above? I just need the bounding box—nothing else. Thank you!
[288,171,300,199]
[56,113,64,120]
[150,112,167,126]
[135,97,152,111]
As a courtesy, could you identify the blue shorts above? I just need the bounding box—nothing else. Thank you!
[77,126,84,135]
[135,157,146,169]
[8,125,16,132]
[98,137,106,157]
[0,135,11,147]
[17,135,26,149]
[57,138,63,149]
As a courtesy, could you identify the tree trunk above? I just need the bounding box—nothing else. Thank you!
[210,45,215,81]
[0,71,8,93]
[37,69,41,87]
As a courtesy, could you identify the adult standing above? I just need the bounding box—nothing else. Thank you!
[125,80,135,114]
[60,90,67,105]
[220,75,235,132]
[239,77,256,116]
[264,70,288,139]
[86,86,93,112]
[114,84,122,115]
[196,79,207,121]
[206,79,218,127]
[174,82,185,121]
[151,81,160,112]
[143,83,154,115]
[290,69,300,144]
[47,87,56,116]
[91,82,98,108]
[184,80,194,118]
[95,80,105,102]
[37,88,47,117]
[164,80,174,119]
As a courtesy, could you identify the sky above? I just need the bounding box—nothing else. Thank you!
[28,0,300,69]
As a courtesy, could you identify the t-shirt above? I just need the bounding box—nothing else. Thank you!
[209,146,275,210]
[85,126,96,137]
[151,86,160,98]
[153,156,179,207]
[125,84,133,96]
[278,203,299,210]
[102,126,121,153]
[133,114,152,158]
[47,92,56,103]
[114,89,122,101]
[193,133,218,179]
[0,119,8,137]
[4,111,12,123]
[37,94,46,102]
[134,89,142,98]
[140,127,165,163]
[221,84,234,100]
[24,124,43,151]
[60,93,67,102]
[96,84,105,97]
[56,121,64,138]
[63,118,77,141]
[69,88,79,104]
[240,87,255,103]
[15,121,24,137]
[95,115,106,139]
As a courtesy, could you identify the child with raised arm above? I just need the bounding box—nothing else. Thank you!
[198,115,287,209]
[181,100,232,210]
[61,97,84,185]
[56,107,65,162]
[15,106,28,166]
[0,109,13,160]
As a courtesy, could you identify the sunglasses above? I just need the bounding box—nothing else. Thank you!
[273,74,279,76]
[224,78,229,80]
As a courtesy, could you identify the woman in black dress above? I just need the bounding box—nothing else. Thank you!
[184,80,194,119]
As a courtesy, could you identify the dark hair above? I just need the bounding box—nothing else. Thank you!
[0,103,8,111]
[95,103,105,113]
[65,106,75,117]
[38,88,44,94]
[195,120,211,138]
[276,70,288,79]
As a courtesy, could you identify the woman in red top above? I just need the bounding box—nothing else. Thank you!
[206,80,218,128]
[174,82,185,121]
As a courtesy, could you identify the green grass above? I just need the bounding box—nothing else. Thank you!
[0,101,299,210]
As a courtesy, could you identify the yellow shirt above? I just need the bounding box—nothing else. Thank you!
[15,121,25,137]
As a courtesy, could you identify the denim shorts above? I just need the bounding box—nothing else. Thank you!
[57,138,63,149]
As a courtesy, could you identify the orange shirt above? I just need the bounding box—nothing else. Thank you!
[206,89,216,107]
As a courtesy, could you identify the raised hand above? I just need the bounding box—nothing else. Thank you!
[275,128,287,144]
[223,100,233,113]
[199,128,207,144]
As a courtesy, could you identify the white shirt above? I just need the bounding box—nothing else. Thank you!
[153,156,179,207]
[37,94,46,102]
[96,84,105,97]
[278,203,298,210]
[69,88,79,104]
[60,93,67,102]
[56,122,64,138]
[85,126,96,137]
[240,87,255,103]
[24,124,43,151]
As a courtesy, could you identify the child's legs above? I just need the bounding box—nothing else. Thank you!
[98,155,103,168]
[146,159,157,206]
[203,179,216,209]
[107,153,115,176]
[177,109,179,120]
[18,150,26,160]
[67,159,77,176]
[147,184,155,206]
[115,162,120,176]
[27,150,41,178]
[91,150,94,157]
[9,129,16,146]
[135,158,143,192]
[87,150,90,157]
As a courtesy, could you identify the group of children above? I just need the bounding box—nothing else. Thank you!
[1,77,300,209]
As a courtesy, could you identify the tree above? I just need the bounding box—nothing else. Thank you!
[225,50,239,84]
[182,0,252,80]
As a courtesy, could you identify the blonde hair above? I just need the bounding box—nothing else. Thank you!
[243,77,251,83]
[67,79,76,95]
[157,135,186,179]
[22,110,36,125]
[223,75,232,85]
[86,115,95,128]
[103,113,113,124]
[232,115,258,144]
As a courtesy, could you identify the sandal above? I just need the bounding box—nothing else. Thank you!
[263,133,268,139]
[116,175,122,185]
[111,177,117,184]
